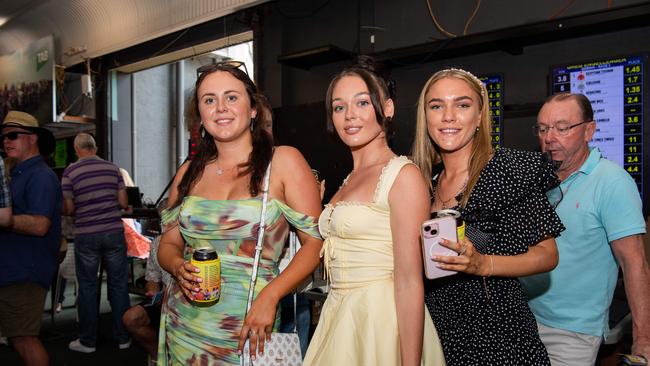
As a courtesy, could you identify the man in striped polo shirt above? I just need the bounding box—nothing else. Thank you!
[62,133,131,353]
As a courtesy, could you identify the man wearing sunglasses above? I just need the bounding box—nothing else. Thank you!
[0,110,61,366]
[520,93,650,365]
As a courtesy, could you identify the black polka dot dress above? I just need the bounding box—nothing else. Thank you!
[425,148,565,366]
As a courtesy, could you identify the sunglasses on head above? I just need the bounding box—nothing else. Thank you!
[196,60,249,79]
[1,131,34,140]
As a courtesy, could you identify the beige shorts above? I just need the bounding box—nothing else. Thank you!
[537,322,602,366]
[0,282,48,338]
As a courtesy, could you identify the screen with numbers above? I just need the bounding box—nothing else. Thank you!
[479,74,504,148]
[551,55,645,197]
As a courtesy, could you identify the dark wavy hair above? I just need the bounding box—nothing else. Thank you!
[324,56,396,139]
[171,64,274,208]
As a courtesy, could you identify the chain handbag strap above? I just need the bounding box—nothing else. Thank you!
[288,230,298,332]
[243,159,299,333]
[244,160,273,314]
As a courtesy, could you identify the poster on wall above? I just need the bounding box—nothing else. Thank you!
[0,35,55,126]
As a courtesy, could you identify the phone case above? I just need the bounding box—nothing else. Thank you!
[619,354,648,366]
[421,216,458,279]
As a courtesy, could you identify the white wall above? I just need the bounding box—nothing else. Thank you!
[132,64,175,203]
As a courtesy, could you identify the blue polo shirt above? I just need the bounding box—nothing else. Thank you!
[0,155,62,289]
[520,147,645,338]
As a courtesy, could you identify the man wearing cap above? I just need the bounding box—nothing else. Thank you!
[0,110,61,366]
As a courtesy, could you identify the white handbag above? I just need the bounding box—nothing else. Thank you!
[240,161,303,366]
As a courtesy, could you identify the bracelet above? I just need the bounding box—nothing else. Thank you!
[487,255,494,277]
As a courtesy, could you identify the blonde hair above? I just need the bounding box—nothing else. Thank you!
[411,68,493,207]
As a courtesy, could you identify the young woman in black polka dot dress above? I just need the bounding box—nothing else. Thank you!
[411,68,565,365]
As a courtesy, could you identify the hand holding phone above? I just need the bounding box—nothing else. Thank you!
[421,216,458,279]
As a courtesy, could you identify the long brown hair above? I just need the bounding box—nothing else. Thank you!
[171,64,274,208]
[411,68,493,207]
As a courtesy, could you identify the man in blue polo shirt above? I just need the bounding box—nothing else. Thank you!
[521,93,650,365]
[0,158,10,226]
[0,110,61,366]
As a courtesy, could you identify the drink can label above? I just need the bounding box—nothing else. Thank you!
[437,209,465,241]
[190,249,220,305]
[456,220,465,241]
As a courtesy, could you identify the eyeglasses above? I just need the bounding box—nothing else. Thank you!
[533,121,591,136]
[196,60,249,79]
[1,131,33,140]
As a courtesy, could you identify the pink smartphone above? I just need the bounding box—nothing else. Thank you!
[421,216,458,279]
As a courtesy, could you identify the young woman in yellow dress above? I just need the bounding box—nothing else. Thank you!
[303,58,445,366]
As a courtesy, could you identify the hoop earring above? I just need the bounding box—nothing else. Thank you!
[200,122,206,138]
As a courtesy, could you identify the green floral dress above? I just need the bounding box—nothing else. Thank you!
[157,196,320,365]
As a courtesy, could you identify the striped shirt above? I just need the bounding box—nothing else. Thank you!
[0,159,9,208]
[62,156,125,235]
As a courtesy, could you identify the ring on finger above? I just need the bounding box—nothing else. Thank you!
[459,243,468,256]
[248,329,257,337]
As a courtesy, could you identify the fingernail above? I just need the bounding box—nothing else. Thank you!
[196,278,203,283]
[194,268,200,273]
[237,350,241,355]
[251,356,256,361]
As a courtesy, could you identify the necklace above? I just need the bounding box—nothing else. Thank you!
[215,161,243,175]
[435,172,468,209]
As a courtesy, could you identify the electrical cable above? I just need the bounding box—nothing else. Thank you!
[549,0,577,20]
[426,0,456,37]
[149,27,191,59]
[381,38,454,68]
[463,0,482,35]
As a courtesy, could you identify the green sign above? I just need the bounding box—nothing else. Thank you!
[36,48,49,71]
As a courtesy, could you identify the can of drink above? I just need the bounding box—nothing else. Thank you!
[436,209,465,241]
[190,248,220,307]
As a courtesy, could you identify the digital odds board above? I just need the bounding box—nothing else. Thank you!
[552,55,645,196]
[479,74,504,149]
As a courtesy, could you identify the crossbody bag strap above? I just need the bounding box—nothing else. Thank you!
[289,230,298,333]
[244,160,273,314]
